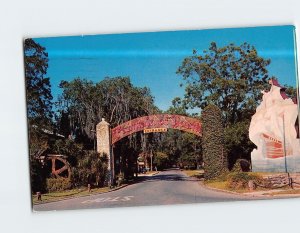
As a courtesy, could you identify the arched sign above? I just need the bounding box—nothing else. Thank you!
[111,114,201,144]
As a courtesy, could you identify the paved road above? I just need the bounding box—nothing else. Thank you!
[33,169,258,211]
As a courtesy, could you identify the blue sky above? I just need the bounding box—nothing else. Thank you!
[35,25,298,112]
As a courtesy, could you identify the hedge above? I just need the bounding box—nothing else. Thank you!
[202,104,227,180]
[46,178,72,192]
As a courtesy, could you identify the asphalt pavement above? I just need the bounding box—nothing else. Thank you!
[33,169,261,211]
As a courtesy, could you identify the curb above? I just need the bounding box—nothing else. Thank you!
[200,182,246,196]
[201,182,300,198]
[137,171,160,177]
[150,171,160,176]
[245,190,300,198]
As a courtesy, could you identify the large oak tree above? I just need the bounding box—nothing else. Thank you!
[177,42,272,124]
[176,42,274,168]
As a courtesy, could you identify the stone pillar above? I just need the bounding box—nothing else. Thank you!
[96,118,113,186]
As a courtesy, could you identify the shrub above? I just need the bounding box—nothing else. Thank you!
[30,155,50,193]
[202,105,228,180]
[227,172,263,189]
[71,151,108,188]
[231,159,251,172]
[46,178,72,192]
[49,139,84,166]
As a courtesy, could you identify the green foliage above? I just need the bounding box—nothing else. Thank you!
[284,85,297,99]
[231,159,251,172]
[24,39,55,193]
[167,97,189,115]
[114,142,139,180]
[57,77,159,142]
[226,172,263,189]
[30,155,49,193]
[177,42,271,124]
[176,133,201,169]
[224,121,255,168]
[24,38,53,128]
[202,105,227,179]
[71,151,108,187]
[57,76,160,181]
[49,139,84,166]
[153,152,169,170]
[176,42,282,167]
[152,104,201,168]
[46,178,72,192]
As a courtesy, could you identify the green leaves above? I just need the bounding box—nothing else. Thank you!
[71,151,108,187]
[57,77,158,142]
[202,105,227,179]
[153,152,169,170]
[176,42,279,169]
[24,38,53,128]
[177,42,271,125]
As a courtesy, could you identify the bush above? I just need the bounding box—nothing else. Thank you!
[49,139,84,166]
[30,155,50,193]
[202,105,228,179]
[226,172,263,189]
[71,151,108,187]
[231,159,251,172]
[46,178,72,192]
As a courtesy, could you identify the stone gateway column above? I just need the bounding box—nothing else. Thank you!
[96,118,113,186]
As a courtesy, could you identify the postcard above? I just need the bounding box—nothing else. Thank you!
[24,25,300,211]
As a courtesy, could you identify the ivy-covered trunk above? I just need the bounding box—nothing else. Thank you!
[202,105,228,179]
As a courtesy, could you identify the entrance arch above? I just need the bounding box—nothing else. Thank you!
[111,114,201,144]
[96,114,201,186]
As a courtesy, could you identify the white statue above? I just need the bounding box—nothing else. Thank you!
[249,79,299,162]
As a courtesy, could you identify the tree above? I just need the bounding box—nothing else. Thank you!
[146,104,202,169]
[167,97,189,116]
[177,132,201,169]
[153,152,169,170]
[57,77,159,181]
[154,128,201,169]
[24,39,54,192]
[24,39,53,129]
[202,105,227,179]
[57,77,158,144]
[177,42,271,125]
[284,85,297,99]
[176,42,278,167]
[224,121,254,168]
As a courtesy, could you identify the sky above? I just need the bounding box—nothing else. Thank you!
[34,25,298,112]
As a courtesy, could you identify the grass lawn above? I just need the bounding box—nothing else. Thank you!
[204,173,291,194]
[184,170,297,195]
[205,180,229,190]
[204,180,257,193]
[32,186,124,205]
[204,180,269,193]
